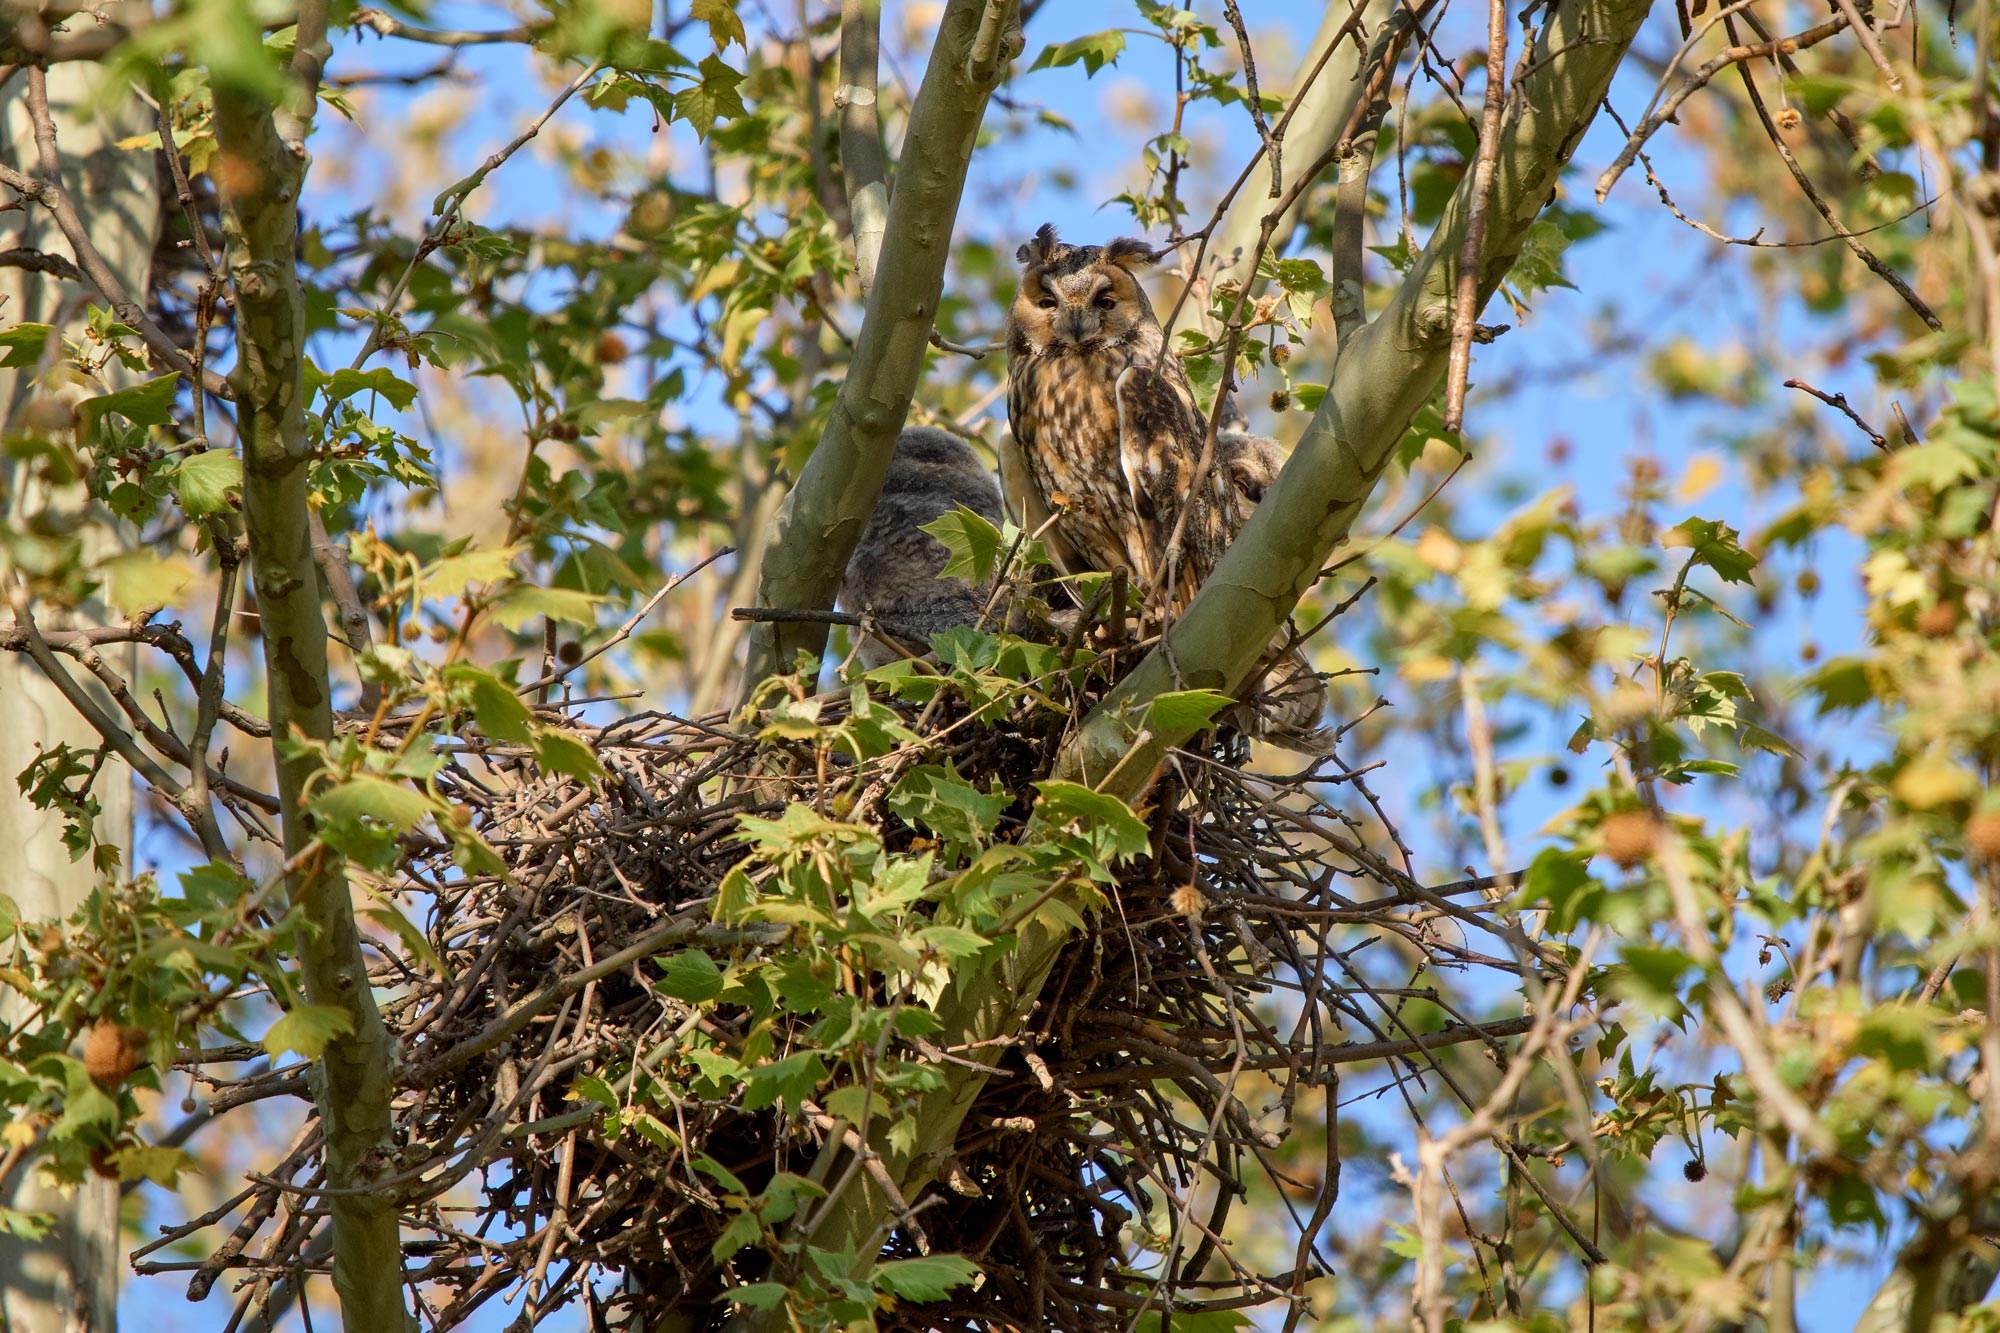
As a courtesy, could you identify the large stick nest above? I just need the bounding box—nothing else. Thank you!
[153,645,1542,1332]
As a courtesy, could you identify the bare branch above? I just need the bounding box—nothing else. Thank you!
[350,6,539,47]
[9,74,233,398]
[1724,16,1944,332]
[1784,377,1889,452]
[0,245,82,279]
[1595,14,1849,202]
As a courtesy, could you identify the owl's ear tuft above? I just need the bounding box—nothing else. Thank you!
[1017,223,1060,266]
[1102,237,1158,270]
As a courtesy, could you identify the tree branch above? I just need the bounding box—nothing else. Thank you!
[737,0,1020,698]
[1442,0,1510,432]
[210,3,416,1324]
[350,6,540,47]
[837,0,888,297]
[7,74,232,398]
[1173,0,1388,341]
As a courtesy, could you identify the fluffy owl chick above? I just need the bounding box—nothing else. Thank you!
[839,426,1004,669]
[1216,426,1287,526]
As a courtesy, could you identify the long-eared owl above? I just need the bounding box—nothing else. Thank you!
[1002,224,1235,615]
[1003,225,1330,750]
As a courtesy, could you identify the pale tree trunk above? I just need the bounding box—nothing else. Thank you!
[0,16,160,1330]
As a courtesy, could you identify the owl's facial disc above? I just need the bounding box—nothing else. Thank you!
[1040,274,1117,346]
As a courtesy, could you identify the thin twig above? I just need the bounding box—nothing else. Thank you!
[1783,377,1889,452]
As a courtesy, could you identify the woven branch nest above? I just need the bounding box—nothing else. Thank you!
[156,664,1540,1332]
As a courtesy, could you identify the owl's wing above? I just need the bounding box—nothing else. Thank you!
[1113,362,1228,609]
[998,430,1088,580]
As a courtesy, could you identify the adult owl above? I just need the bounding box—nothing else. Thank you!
[1003,224,1235,615]
[1003,225,1328,750]
[840,426,1005,669]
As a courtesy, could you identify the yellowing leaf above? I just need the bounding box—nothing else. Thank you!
[101,551,195,615]
[417,545,522,599]
[107,1144,198,1188]
[1414,527,1463,574]
[1678,452,1724,502]
[263,1004,355,1060]
[1894,757,1976,810]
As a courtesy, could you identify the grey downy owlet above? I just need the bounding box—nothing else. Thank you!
[839,426,1005,669]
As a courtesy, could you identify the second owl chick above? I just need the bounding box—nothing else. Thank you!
[840,427,1005,669]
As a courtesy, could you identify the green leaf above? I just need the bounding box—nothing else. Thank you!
[917,924,991,960]
[674,54,746,139]
[1030,781,1149,860]
[657,950,725,1003]
[1142,689,1234,733]
[693,1153,749,1194]
[888,765,1008,848]
[727,1282,792,1311]
[1131,1313,1249,1333]
[263,1004,355,1060]
[489,585,610,632]
[920,504,1005,586]
[740,1050,827,1113]
[1504,218,1577,299]
[1663,517,1757,585]
[1518,848,1599,931]
[1029,29,1126,76]
[444,665,536,744]
[0,323,55,369]
[533,727,605,783]
[0,1208,53,1241]
[324,366,417,411]
[0,893,17,937]
[169,450,242,518]
[312,776,437,831]
[1801,657,1873,714]
[871,1253,980,1301]
[53,1059,118,1139]
[79,373,180,431]
[1854,1006,1937,1072]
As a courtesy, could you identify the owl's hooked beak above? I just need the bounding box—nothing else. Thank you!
[1060,307,1091,344]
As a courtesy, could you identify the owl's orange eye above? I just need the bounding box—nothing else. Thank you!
[1037,297,1058,310]
[1094,294,1117,311]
